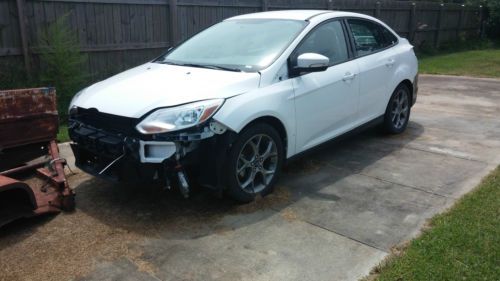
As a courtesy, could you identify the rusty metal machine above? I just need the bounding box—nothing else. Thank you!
[0,87,75,227]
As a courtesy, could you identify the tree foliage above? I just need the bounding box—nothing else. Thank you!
[38,14,88,119]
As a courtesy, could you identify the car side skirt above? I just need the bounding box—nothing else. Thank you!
[285,115,384,164]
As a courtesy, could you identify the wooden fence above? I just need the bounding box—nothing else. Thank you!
[0,0,483,82]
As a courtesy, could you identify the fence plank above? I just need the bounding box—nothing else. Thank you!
[435,3,444,48]
[15,0,31,73]
[169,0,178,44]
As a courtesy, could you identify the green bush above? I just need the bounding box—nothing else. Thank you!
[38,14,88,120]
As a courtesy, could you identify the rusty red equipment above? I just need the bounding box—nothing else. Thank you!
[0,87,75,227]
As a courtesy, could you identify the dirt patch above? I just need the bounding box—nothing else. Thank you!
[0,210,143,281]
[126,245,158,276]
[284,159,323,175]
[280,208,298,222]
[231,185,291,214]
[0,172,293,281]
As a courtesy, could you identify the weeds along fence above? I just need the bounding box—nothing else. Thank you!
[0,0,483,83]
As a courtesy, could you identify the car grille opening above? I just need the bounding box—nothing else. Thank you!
[73,107,139,136]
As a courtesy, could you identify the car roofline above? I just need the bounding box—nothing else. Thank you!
[226,10,335,21]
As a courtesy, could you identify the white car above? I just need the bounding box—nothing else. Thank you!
[69,10,418,202]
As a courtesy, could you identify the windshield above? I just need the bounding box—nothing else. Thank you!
[155,19,307,72]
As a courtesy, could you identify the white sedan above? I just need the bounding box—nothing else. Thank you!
[69,10,418,202]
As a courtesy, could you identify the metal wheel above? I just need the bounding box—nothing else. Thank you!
[390,88,409,130]
[236,134,278,194]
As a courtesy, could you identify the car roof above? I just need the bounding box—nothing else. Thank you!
[227,10,334,21]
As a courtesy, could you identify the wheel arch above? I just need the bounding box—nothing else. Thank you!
[386,78,413,109]
[399,79,414,103]
[239,115,288,156]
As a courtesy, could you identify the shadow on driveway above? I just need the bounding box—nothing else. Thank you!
[72,122,425,240]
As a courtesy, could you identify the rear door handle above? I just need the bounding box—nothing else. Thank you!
[385,59,395,68]
[342,72,356,82]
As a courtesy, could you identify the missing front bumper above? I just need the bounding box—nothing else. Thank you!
[68,114,235,194]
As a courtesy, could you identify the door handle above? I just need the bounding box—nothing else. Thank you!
[385,59,395,68]
[342,73,356,82]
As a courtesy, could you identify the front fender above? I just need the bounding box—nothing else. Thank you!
[213,80,296,158]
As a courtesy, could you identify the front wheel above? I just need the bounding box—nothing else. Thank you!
[383,83,411,134]
[224,123,284,203]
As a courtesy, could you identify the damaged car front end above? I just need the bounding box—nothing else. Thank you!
[68,100,234,197]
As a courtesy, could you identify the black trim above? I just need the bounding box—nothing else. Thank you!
[343,18,358,58]
[341,19,356,59]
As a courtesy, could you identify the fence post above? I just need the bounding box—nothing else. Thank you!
[169,0,178,46]
[457,4,465,40]
[262,0,268,11]
[327,0,334,11]
[478,5,484,38]
[409,2,417,43]
[374,2,381,18]
[434,3,444,48]
[15,0,31,76]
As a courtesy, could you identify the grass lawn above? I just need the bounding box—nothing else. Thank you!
[57,124,70,143]
[372,166,500,281]
[418,49,500,78]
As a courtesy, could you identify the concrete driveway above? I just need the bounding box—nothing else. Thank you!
[1,75,499,281]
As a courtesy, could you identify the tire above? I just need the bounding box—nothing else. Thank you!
[224,123,284,203]
[383,83,411,134]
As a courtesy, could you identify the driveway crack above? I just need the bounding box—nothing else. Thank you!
[357,172,454,199]
[268,206,389,254]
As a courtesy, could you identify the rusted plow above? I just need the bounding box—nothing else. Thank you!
[0,88,75,227]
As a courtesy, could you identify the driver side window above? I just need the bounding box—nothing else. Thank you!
[295,20,349,66]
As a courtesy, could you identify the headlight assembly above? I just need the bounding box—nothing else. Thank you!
[136,99,224,134]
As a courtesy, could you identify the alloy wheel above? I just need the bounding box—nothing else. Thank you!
[236,134,278,194]
[391,88,409,129]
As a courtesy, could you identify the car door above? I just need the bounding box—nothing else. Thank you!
[346,18,399,123]
[291,20,360,152]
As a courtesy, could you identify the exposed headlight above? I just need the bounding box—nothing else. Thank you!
[136,99,224,134]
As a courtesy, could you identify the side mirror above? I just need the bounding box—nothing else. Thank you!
[292,53,329,75]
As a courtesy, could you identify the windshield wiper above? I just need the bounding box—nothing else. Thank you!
[182,63,242,72]
[158,61,241,72]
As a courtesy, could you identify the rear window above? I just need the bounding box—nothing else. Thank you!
[347,19,397,56]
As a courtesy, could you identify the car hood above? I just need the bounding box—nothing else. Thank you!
[72,62,261,118]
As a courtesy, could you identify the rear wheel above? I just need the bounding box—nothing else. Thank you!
[383,83,411,134]
[224,123,284,203]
